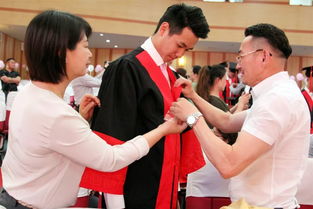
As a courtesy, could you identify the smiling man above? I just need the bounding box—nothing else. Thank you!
[170,23,310,208]
[80,3,209,209]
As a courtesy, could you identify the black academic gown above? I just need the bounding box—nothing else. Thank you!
[80,47,204,209]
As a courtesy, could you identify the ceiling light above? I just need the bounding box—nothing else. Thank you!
[106,39,110,43]
[114,45,118,48]
[203,0,225,2]
[178,56,186,67]
[289,0,312,5]
[100,33,104,36]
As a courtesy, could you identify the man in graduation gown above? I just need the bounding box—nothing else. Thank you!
[80,3,210,209]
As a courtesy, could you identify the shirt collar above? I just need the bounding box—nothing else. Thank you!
[251,71,289,100]
[141,37,164,67]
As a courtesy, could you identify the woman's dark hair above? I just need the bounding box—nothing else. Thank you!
[245,23,292,59]
[154,3,209,39]
[196,64,226,102]
[25,10,92,83]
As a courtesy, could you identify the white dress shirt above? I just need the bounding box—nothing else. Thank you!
[230,72,310,209]
[141,37,170,86]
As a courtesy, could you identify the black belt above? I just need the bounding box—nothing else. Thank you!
[0,188,32,209]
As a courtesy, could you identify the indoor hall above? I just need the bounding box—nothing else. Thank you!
[0,0,312,209]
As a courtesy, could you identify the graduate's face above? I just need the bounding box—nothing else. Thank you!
[66,34,92,80]
[158,23,198,63]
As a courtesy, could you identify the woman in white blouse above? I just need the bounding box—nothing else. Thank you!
[0,10,186,209]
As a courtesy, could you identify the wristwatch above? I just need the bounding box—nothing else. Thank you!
[186,112,203,128]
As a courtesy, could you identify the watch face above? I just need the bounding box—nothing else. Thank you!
[187,116,196,125]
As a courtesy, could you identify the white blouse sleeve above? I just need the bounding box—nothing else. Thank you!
[48,113,149,172]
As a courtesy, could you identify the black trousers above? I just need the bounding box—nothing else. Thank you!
[0,188,31,209]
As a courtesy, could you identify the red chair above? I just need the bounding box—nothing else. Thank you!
[0,90,6,134]
[186,196,213,209]
[70,196,89,207]
[4,110,10,132]
[0,97,7,165]
[212,197,231,209]
[300,205,313,209]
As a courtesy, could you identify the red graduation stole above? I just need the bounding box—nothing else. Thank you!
[136,51,205,209]
[80,131,127,194]
[301,89,313,134]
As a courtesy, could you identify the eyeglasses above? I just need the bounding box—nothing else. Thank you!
[236,49,269,63]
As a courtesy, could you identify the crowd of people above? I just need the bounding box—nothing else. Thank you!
[0,3,312,209]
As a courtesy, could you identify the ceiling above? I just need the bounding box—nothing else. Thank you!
[1,24,313,56]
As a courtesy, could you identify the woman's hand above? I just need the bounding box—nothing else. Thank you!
[159,117,187,135]
[170,98,199,122]
[79,94,100,121]
[174,77,196,99]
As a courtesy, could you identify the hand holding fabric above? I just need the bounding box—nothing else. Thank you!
[159,117,187,135]
[174,77,197,99]
[170,98,199,122]
[79,94,100,121]
[237,93,251,111]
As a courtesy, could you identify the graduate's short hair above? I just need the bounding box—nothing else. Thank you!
[154,3,209,39]
[25,10,92,83]
[244,23,292,59]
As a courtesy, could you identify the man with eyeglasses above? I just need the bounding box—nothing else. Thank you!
[170,23,310,209]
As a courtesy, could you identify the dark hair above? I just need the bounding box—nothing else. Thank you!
[154,3,209,38]
[218,61,228,68]
[176,67,187,78]
[192,65,201,74]
[25,10,92,83]
[5,58,15,63]
[244,23,292,59]
[196,64,226,102]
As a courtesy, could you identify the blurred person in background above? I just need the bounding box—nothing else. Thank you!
[190,65,201,90]
[0,58,21,100]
